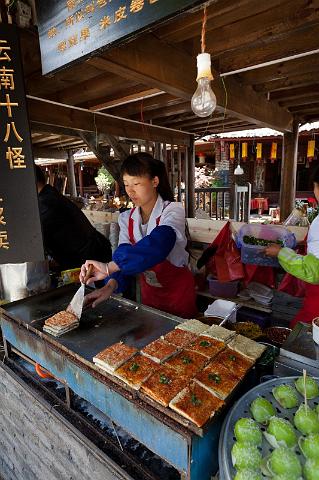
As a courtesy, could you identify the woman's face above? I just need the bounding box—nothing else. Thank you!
[314,182,319,203]
[123,174,159,207]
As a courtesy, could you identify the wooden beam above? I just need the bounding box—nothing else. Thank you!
[202,0,319,58]
[280,118,299,221]
[88,33,292,132]
[254,72,319,94]
[48,73,132,106]
[218,24,319,74]
[85,87,162,111]
[270,84,319,101]
[238,54,319,86]
[279,95,319,108]
[130,102,191,122]
[32,147,68,160]
[79,132,121,181]
[288,104,319,114]
[27,96,192,147]
[107,93,179,118]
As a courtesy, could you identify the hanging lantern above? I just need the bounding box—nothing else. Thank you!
[256,143,262,163]
[307,140,315,162]
[241,142,248,162]
[270,142,277,163]
[229,143,235,162]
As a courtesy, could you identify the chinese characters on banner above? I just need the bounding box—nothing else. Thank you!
[36,0,205,74]
[0,24,44,263]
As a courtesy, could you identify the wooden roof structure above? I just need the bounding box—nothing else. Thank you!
[3,0,316,219]
[20,0,319,158]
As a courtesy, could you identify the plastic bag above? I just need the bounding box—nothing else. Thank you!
[207,222,245,283]
[0,261,50,302]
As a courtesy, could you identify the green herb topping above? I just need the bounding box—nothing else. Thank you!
[191,393,202,406]
[159,374,171,385]
[208,373,221,384]
[129,362,140,372]
[182,356,192,364]
[199,340,211,347]
[229,355,236,361]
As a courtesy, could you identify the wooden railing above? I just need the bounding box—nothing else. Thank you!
[180,187,230,219]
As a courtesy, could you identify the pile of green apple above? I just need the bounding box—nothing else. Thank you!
[231,376,319,480]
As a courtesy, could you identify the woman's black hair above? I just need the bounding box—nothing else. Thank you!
[120,153,175,202]
[313,166,319,184]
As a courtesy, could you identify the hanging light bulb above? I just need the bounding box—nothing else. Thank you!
[234,164,244,175]
[191,52,216,118]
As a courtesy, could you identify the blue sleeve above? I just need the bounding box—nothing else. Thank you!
[113,225,176,275]
[108,271,132,294]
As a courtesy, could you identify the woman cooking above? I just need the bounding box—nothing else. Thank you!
[80,153,197,319]
[265,167,319,327]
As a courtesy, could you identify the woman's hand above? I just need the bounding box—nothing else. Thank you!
[83,279,118,308]
[80,260,109,285]
[264,244,282,258]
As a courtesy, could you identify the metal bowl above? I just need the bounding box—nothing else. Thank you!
[264,326,292,346]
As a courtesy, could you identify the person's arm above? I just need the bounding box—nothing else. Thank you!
[113,225,176,275]
[278,248,319,284]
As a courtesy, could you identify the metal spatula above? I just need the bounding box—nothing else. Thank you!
[66,264,93,320]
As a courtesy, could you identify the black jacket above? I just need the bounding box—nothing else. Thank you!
[38,185,112,270]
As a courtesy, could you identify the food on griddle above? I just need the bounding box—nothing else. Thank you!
[114,354,159,390]
[294,404,319,435]
[250,397,276,424]
[227,334,266,361]
[295,375,319,399]
[141,338,178,363]
[194,362,239,400]
[299,433,319,459]
[169,382,224,428]
[304,458,319,480]
[231,441,262,470]
[234,418,262,446]
[272,384,299,409]
[187,336,225,359]
[201,324,235,343]
[264,416,297,449]
[214,347,253,379]
[232,322,263,340]
[43,310,79,337]
[243,235,284,247]
[267,447,302,478]
[175,318,208,335]
[140,365,190,407]
[93,342,138,374]
[162,328,198,348]
[164,349,207,377]
[233,470,262,480]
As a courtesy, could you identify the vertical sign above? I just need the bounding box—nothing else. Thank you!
[36,0,207,75]
[0,24,44,264]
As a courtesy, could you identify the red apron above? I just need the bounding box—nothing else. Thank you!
[290,283,319,328]
[128,208,197,319]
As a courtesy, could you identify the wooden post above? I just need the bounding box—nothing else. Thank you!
[66,150,77,197]
[280,118,299,221]
[78,164,84,196]
[187,138,195,218]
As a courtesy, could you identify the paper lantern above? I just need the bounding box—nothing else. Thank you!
[307,140,315,162]
[270,142,277,163]
[241,142,248,162]
[229,143,235,162]
[256,143,262,162]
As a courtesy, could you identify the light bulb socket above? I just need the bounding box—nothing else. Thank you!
[196,52,214,81]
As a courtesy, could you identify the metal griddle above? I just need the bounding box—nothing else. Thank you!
[275,322,319,376]
[3,284,180,362]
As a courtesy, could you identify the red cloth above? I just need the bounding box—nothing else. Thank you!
[128,209,197,319]
[290,284,319,328]
[207,221,245,283]
[250,198,269,212]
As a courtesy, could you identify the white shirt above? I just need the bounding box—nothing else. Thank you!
[118,195,189,267]
[307,214,319,258]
